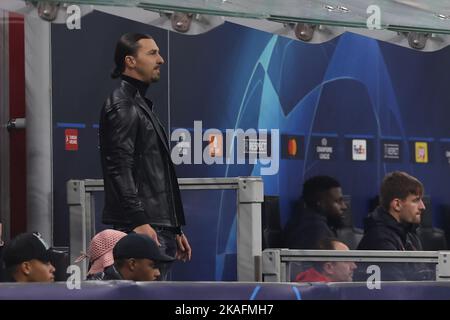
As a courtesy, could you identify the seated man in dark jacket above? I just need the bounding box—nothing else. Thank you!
[283,176,348,249]
[357,171,433,281]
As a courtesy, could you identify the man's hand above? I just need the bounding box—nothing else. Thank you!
[133,224,161,246]
[176,233,192,262]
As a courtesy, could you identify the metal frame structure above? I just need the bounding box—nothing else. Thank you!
[25,15,53,244]
[67,176,263,281]
[262,248,450,282]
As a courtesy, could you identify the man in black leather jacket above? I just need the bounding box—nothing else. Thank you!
[99,33,191,280]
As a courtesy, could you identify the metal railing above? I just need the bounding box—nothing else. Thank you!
[262,248,450,282]
[67,177,263,281]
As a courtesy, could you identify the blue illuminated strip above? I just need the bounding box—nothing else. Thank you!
[292,286,302,300]
[281,132,305,136]
[56,122,86,129]
[344,134,374,139]
[249,285,261,300]
[311,133,338,137]
[408,137,434,142]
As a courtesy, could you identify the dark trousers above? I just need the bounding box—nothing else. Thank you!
[154,227,177,281]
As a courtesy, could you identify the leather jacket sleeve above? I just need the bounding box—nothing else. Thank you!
[101,101,148,229]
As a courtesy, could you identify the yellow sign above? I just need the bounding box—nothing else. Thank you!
[415,142,428,163]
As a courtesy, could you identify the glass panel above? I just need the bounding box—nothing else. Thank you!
[172,189,238,281]
[35,0,450,34]
[90,189,238,281]
[288,260,436,282]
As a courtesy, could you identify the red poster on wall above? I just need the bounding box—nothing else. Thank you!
[65,129,78,151]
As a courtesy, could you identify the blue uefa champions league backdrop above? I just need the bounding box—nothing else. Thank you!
[52,11,450,280]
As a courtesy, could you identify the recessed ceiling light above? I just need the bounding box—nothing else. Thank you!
[435,13,449,20]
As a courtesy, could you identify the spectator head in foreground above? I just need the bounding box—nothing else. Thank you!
[113,233,175,281]
[3,232,55,283]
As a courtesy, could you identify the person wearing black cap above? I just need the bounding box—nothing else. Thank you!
[2,232,55,282]
[103,233,174,281]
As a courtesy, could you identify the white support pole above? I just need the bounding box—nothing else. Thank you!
[67,180,89,276]
[25,16,53,244]
[237,177,264,281]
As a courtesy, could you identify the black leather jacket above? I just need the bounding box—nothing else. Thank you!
[99,80,185,230]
